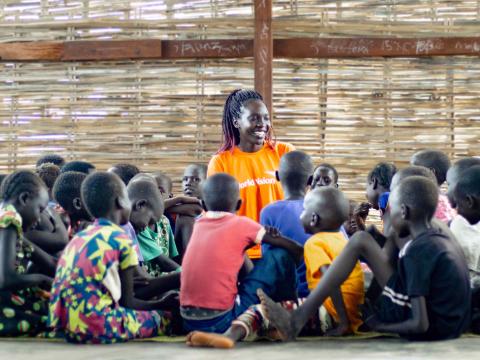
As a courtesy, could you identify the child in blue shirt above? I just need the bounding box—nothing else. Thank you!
[260,151,313,297]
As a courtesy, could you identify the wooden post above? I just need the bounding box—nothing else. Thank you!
[254,0,273,114]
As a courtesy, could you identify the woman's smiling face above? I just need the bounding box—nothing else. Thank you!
[236,99,270,149]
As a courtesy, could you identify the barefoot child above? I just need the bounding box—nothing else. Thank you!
[187,187,364,348]
[260,176,470,341]
[181,173,303,336]
[48,172,174,343]
[0,171,54,336]
[411,149,456,223]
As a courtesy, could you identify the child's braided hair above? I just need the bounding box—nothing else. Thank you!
[218,89,274,153]
[0,170,46,201]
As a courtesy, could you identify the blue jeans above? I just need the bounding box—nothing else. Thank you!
[183,247,298,333]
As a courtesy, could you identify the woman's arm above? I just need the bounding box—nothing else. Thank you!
[0,227,52,291]
[25,210,68,254]
[26,238,58,277]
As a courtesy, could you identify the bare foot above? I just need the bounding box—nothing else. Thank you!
[325,325,352,337]
[186,331,235,349]
[257,289,298,341]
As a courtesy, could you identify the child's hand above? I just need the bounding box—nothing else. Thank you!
[37,274,53,290]
[265,226,281,238]
[173,196,202,206]
[354,202,371,219]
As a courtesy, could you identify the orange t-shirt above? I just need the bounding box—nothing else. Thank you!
[304,232,365,332]
[207,142,295,258]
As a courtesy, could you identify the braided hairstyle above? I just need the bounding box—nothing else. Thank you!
[0,170,46,202]
[218,89,274,153]
[368,162,397,191]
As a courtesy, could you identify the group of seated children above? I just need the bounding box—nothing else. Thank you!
[0,149,478,347]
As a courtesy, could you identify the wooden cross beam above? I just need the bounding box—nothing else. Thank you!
[2,0,480,115]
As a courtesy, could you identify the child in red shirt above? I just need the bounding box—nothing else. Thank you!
[180,173,303,334]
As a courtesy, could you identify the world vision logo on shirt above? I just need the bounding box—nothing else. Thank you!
[239,171,277,190]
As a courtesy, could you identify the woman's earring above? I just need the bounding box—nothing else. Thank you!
[233,120,239,128]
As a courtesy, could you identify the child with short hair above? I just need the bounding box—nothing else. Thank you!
[108,163,140,186]
[259,176,470,341]
[365,162,397,215]
[175,164,207,256]
[24,164,68,255]
[128,176,180,277]
[0,171,54,336]
[48,172,174,344]
[181,173,303,336]
[311,163,338,189]
[446,157,480,209]
[411,149,456,223]
[449,163,480,288]
[36,154,66,169]
[52,171,92,238]
[60,160,95,174]
[260,151,313,298]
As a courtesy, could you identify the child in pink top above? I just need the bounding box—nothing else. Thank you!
[180,173,303,334]
[410,149,456,223]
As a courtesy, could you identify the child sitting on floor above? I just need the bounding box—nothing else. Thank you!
[126,178,180,301]
[48,172,175,344]
[259,176,471,341]
[127,176,180,277]
[181,173,303,335]
[0,171,54,336]
[411,149,456,223]
[186,186,364,349]
[52,171,93,238]
[260,151,313,298]
[175,164,207,256]
[24,164,68,255]
[448,162,480,288]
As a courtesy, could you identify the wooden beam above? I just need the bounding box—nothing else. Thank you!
[254,0,273,114]
[2,37,480,62]
[274,37,480,58]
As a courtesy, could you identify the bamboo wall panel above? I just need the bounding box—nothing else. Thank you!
[1,0,480,203]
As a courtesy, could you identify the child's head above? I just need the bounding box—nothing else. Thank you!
[453,165,480,225]
[446,157,480,208]
[61,160,96,174]
[201,173,240,213]
[219,89,273,152]
[127,178,165,232]
[277,151,313,193]
[311,163,339,189]
[36,154,66,169]
[151,171,173,200]
[81,172,131,226]
[182,164,207,198]
[389,176,438,238]
[390,165,437,191]
[410,149,450,186]
[366,162,397,209]
[53,171,91,221]
[300,187,349,234]
[36,163,61,198]
[0,171,49,231]
[108,163,140,186]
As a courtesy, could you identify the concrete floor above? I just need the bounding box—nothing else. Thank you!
[1,337,479,360]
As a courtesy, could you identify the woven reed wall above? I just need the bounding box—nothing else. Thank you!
[1,0,480,201]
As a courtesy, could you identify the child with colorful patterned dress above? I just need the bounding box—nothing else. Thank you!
[0,171,53,336]
[48,172,174,344]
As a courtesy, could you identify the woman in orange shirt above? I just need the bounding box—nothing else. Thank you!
[208,89,295,258]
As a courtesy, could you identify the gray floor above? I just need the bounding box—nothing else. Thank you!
[1,337,479,360]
